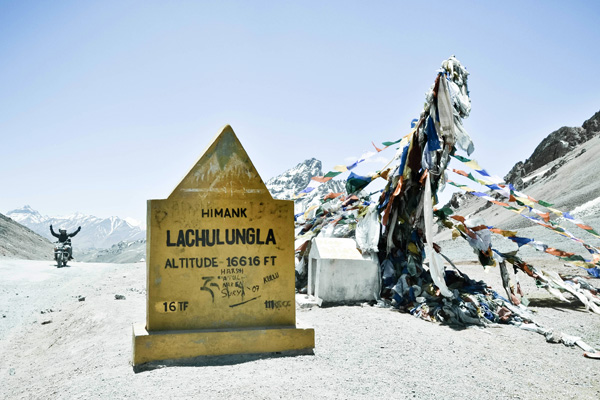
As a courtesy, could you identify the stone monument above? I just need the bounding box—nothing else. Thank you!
[308,237,379,304]
[132,125,315,366]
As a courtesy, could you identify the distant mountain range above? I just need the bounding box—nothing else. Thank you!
[77,239,146,263]
[3,109,599,262]
[6,206,145,250]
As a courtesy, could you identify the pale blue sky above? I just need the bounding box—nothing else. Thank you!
[1,1,599,223]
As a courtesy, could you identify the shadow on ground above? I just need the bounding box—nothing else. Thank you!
[133,349,314,373]
[526,296,588,313]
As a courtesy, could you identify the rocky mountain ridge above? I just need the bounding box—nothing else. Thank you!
[265,158,346,215]
[505,110,600,189]
[438,109,600,261]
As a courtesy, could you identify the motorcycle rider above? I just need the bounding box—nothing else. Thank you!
[50,225,81,260]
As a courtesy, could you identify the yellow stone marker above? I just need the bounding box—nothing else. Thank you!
[132,125,314,366]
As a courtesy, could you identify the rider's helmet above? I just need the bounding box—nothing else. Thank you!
[59,228,67,234]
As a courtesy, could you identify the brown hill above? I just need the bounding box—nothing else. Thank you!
[437,112,600,262]
[0,212,54,260]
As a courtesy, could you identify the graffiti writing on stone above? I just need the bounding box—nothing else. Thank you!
[264,300,291,309]
[263,272,279,284]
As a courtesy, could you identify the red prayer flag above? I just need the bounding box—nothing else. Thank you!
[372,141,384,152]
[311,176,333,183]
[453,169,470,178]
[323,192,343,200]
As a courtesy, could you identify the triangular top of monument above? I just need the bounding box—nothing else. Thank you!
[169,125,271,199]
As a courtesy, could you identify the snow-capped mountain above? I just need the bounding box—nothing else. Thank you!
[265,158,346,215]
[266,158,324,200]
[4,159,342,258]
[6,206,146,250]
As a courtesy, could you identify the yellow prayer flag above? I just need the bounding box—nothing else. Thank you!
[407,242,420,254]
[548,207,563,216]
[515,196,535,207]
[303,204,319,218]
[452,228,461,240]
[465,159,484,171]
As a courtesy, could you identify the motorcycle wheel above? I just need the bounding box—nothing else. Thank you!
[57,255,63,268]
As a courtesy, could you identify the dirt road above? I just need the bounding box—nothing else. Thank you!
[1,259,600,399]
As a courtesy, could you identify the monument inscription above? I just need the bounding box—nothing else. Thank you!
[133,125,314,365]
[147,198,294,331]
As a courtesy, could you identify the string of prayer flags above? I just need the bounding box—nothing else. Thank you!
[451,154,503,183]
[451,153,600,239]
[491,230,592,264]
[447,179,600,256]
[294,129,415,199]
[448,181,583,243]
[447,180,520,209]
[451,169,511,199]
[447,181,475,192]
[296,140,396,198]
[562,212,600,238]
[373,129,416,153]
[436,208,600,271]
[449,165,600,240]
[493,248,600,312]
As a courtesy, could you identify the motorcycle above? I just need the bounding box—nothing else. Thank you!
[54,239,72,268]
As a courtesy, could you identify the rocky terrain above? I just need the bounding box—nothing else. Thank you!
[436,110,600,264]
[265,157,324,200]
[77,239,146,263]
[0,212,53,260]
[265,158,346,213]
[2,113,600,399]
[504,111,600,190]
[1,258,599,399]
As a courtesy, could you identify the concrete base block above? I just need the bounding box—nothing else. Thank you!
[308,238,380,303]
[132,323,315,366]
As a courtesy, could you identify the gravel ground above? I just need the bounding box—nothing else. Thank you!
[1,259,600,400]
